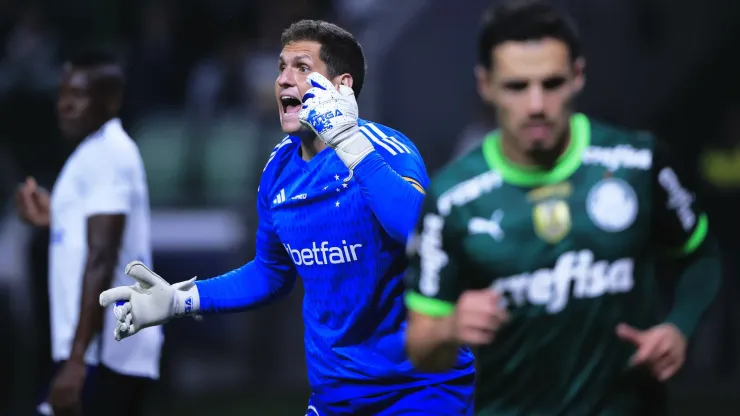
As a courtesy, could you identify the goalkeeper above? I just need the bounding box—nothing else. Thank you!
[100,20,474,415]
[404,1,721,415]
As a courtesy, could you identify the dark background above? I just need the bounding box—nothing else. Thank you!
[1,0,739,414]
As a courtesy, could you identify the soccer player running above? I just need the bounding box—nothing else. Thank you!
[16,52,161,416]
[100,20,475,415]
[404,1,721,415]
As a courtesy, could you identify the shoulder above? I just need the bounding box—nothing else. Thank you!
[76,125,143,174]
[583,115,655,171]
[429,146,501,215]
[259,135,298,194]
[263,135,297,172]
[357,119,428,186]
[588,116,655,148]
[358,119,422,159]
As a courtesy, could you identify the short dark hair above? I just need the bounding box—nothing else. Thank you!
[478,0,581,70]
[67,50,125,96]
[281,20,366,97]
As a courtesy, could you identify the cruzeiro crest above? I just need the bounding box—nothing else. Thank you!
[529,182,572,244]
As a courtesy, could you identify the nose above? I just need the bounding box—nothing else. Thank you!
[526,85,545,114]
[277,68,295,89]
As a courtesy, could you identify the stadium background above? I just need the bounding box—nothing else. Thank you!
[0,0,739,414]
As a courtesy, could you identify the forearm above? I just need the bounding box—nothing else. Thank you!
[406,313,460,372]
[195,261,295,313]
[352,151,425,242]
[665,238,722,338]
[70,249,117,361]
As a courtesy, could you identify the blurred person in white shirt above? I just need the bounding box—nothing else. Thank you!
[15,50,161,416]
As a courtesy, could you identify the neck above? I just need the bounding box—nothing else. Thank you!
[89,117,114,137]
[69,118,111,145]
[299,134,327,162]
[500,126,571,170]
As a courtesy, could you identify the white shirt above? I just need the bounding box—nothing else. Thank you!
[49,118,162,379]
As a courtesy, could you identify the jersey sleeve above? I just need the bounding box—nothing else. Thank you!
[649,139,708,254]
[195,148,297,313]
[649,139,721,337]
[254,138,297,282]
[404,186,467,317]
[254,177,296,279]
[359,122,430,190]
[83,155,134,216]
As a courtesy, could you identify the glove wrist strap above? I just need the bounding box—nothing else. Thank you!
[173,278,201,318]
[333,129,374,171]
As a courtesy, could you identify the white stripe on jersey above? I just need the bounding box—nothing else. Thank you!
[388,136,411,153]
[366,123,410,154]
[264,136,292,171]
[360,126,397,155]
[273,188,286,205]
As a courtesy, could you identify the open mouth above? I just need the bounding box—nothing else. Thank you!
[280,95,302,115]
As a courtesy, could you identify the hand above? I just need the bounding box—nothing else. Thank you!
[298,72,373,170]
[452,289,510,345]
[48,358,86,416]
[99,261,201,341]
[15,176,50,226]
[616,323,687,381]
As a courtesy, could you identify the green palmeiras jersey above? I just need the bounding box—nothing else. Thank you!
[405,113,711,415]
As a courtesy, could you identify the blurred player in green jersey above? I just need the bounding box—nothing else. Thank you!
[403,0,721,414]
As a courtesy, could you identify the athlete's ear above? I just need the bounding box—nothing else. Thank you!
[475,65,494,104]
[572,57,586,94]
[333,73,353,91]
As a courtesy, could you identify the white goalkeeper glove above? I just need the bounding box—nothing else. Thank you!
[99,261,201,341]
[298,72,374,171]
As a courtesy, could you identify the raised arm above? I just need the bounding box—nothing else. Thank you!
[298,72,428,243]
[350,126,428,243]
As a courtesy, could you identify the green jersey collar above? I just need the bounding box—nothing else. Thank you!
[482,113,590,187]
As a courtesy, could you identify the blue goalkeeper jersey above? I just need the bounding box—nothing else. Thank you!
[257,119,474,401]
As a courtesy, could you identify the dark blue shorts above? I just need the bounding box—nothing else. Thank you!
[306,374,475,416]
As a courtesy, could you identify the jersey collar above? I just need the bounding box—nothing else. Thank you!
[82,117,123,143]
[289,118,370,171]
[290,135,335,171]
[481,113,590,187]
